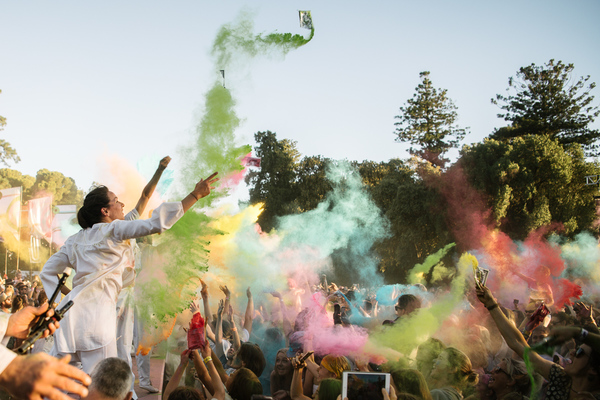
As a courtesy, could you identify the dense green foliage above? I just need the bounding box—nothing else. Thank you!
[491,60,600,155]
[394,71,468,167]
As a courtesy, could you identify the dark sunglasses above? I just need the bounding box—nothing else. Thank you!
[575,347,589,359]
[394,306,403,311]
[491,367,510,377]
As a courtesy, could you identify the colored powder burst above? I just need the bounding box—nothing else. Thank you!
[276,161,390,286]
[136,12,315,336]
[558,232,600,283]
[372,252,475,357]
[407,243,456,285]
[211,9,314,70]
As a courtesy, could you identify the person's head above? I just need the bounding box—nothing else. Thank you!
[415,338,446,379]
[315,378,342,400]
[389,368,432,400]
[529,325,549,346]
[167,387,204,400]
[318,355,350,380]
[88,358,133,400]
[11,295,27,313]
[564,344,600,389]
[395,294,422,317]
[274,349,293,377]
[226,367,263,400]
[430,347,478,390]
[230,342,266,377]
[78,186,124,228]
[550,311,571,327]
[488,358,531,396]
[37,290,48,306]
[0,292,11,310]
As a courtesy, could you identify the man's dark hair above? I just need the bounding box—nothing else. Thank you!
[89,357,132,400]
[77,186,110,229]
[397,294,421,310]
[228,368,263,400]
[238,342,266,376]
[167,387,203,400]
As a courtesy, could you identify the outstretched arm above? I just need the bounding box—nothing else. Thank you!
[476,284,553,379]
[244,287,254,335]
[182,172,219,213]
[201,280,213,326]
[135,156,171,216]
[214,300,225,360]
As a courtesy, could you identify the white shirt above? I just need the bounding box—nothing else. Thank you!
[0,313,17,376]
[41,202,184,352]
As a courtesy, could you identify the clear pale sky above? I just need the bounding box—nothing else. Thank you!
[1,0,599,192]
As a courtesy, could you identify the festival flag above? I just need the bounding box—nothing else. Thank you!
[28,196,53,241]
[0,187,22,241]
[243,156,261,168]
[51,205,78,248]
[299,11,313,30]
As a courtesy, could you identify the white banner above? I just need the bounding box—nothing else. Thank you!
[0,187,21,241]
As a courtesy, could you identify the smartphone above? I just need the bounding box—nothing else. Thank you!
[342,371,390,400]
[473,265,489,288]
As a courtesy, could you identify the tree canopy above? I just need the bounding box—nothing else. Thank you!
[394,71,468,167]
[461,136,600,240]
[491,60,600,155]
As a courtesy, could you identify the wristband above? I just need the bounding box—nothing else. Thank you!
[580,328,589,342]
[203,356,212,364]
[191,193,200,201]
[486,303,499,311]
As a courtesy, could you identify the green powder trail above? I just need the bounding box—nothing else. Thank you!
[407,243,456,284]
[523,347,540,398]
[373,252,475,356]
[136,11,315,323]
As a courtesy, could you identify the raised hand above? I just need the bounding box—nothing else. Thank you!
[219,285,230,299]
[190,300,200,315]
[158,156,172,170]
[192,172,219,200]
[475,285,497,309]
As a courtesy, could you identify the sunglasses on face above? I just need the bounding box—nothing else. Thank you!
[491,367,510,377]
[394,306,403,311]
[575,347,589,359]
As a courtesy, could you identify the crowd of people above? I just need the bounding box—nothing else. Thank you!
[0,157,599,400]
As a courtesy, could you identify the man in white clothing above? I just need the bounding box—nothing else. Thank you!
[41,171,218,374]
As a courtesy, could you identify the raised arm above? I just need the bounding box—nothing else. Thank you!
[227,305,241,351]
[271,291,292,337]
[290,357,311,400]
[201,280,213,326]
[190,349,215,395]
[135,156,171,216]
[162,350,189,400]
[201,342,225,400]
[214,300,225,360]
[476,284,553,379]
[244,287,254,335]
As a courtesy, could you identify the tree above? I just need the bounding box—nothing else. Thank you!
[491,60,600,155]
[369,161,453,282]
[0,169,35,197]
[394,71,468,167]
[294,155,332,213]
[247,131,300,232]
[461,136,600,240]
[30,169,83,205]
[0,90,20,167]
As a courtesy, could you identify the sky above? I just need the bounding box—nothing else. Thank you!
[1,0,599,194]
